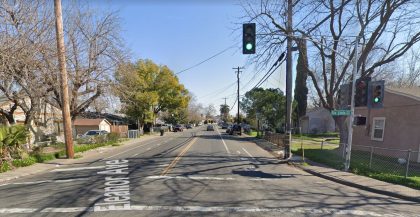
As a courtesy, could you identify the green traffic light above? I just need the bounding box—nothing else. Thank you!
[374,97,380,103]
[246,43,253,50]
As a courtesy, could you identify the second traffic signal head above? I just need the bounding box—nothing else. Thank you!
[243,23,256,54]
[355,77,371,107]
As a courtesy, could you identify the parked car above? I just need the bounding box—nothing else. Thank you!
[186,124,193,129]
[174,124,184,132]
[207,125,214,131]
[230,124,242,135]
[222,123,229,129]
[80,130,108,138]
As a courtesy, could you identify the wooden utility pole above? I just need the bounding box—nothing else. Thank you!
[285,0,293,159]
[54,0,74,159]
[233,67,243,124]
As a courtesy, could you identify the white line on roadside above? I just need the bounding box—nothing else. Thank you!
[51,166,104,172]
[216,128,230,155]
[236,150,241,154]
[0,206,402,216]
[0,178,89,187]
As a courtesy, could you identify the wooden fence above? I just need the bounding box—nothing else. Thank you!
[110,125,128,138]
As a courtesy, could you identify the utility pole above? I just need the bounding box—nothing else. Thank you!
[233,67,243,124]
[284,0,293,159]
[54,0,74,158]
[345,36,359,171]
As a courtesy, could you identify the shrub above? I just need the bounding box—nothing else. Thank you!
[12,157,37,167]
[0,125,29,159]
[107,132,120,143]
[0,161,10,173]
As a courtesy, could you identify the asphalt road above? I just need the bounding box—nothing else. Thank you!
[0,125,419,217]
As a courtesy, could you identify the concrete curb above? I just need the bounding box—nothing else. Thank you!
[291,162,420,203]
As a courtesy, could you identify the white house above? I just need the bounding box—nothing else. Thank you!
[300,107,336,134]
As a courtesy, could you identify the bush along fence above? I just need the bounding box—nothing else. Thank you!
[0,126,124,174]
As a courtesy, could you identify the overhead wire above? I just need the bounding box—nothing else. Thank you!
[176,44,236,75]
[251,51,286,90]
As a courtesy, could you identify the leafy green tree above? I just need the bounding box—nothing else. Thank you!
[114,59,190,128]
[241,88,286,131]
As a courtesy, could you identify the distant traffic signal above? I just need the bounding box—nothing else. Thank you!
[368,80,385,109]
[243,23,256,54]
[355,77,371,107]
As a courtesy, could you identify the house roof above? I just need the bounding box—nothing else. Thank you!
[386,87,420,102]
[73,118,110,126]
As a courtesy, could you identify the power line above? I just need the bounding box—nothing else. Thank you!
[255,58,286,89]
[199,81,237,99]
[176,45,236,75]
[251,52,286,90]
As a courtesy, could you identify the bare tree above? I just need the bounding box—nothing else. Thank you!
[0,0,55,126]
[241,0,420,144]
[45,3,125,120]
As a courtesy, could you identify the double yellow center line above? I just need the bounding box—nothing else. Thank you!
[160,137,197,176]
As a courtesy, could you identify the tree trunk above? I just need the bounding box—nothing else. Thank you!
[334,116,348,158]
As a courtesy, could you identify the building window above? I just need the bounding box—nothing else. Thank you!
[371,117,386,141]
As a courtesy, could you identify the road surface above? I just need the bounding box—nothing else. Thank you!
[0,125,418,217]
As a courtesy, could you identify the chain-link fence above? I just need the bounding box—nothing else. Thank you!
[351,145,420,178]
[263,133,285,147]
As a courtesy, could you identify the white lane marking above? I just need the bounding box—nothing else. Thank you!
[51,166,104,172]
[0,178,89,187]
[0,206,403,216]
[147,147,152,150]
[103,138,172,160]
[157,164,170,167]
[236,150,241,154]
[216,128,230,155]
[131,153,139,157]
[241,147,255,160]
[41,207,92,213]
[146,176,235,181]
[0,208,38,213]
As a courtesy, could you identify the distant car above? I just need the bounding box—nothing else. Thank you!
[186,124,193,129]
[226,125,232,134]
[222,123,229,129]
[207,125,214,131]
[82,130,108,137]
[174,124,184,132]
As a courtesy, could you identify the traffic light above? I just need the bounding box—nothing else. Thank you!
[243,23,256,54]
[337,83,351,109]
[355,77,371,107]
[368,80,385,109]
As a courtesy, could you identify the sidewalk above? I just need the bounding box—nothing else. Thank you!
[248,134,420,203]
[290,155,420,203]
[0,133,163,184]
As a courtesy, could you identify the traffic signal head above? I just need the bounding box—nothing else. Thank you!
[337,83,351,109]
[243,23,256,54]
[369,80,385,109]
[355,77,371,107]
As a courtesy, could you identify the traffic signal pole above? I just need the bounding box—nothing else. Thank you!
[345,36,359,171]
